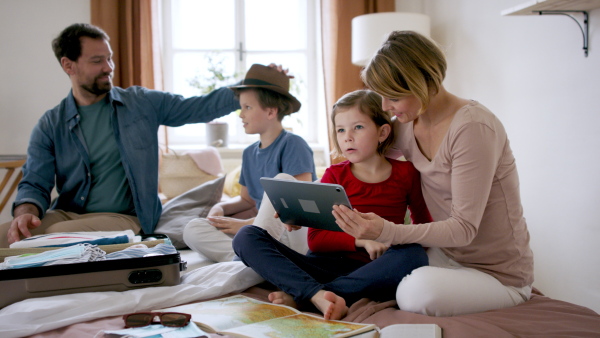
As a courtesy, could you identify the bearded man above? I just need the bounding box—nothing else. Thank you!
[0,23,241,247]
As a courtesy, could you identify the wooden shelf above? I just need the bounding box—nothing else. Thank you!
[502,0,600,16]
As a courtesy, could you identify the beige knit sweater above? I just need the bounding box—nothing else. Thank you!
[379,101,534,288]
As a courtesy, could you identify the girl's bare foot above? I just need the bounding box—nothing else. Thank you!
[268,291,297,308]
[310,290,348,320]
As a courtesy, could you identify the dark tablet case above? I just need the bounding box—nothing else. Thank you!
[260,177,352,232]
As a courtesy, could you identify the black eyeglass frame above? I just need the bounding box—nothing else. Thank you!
[122,311,192,328]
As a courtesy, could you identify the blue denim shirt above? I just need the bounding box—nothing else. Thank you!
[14,86,240,234]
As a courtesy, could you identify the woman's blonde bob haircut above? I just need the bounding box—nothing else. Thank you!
[361,31,446,115]
[330,90,394,159]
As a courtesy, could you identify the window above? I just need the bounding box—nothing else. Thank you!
[160,0,326,149]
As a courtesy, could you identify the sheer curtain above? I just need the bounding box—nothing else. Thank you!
[320,0,395,163]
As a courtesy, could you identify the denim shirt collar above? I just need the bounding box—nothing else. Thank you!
[64,90,79,127]
[108,88,124,106]
[64,88,124,124]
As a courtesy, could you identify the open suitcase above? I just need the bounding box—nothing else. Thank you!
[0,234,186,309]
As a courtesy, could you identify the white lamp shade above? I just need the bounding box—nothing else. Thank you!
[352,12,430,66]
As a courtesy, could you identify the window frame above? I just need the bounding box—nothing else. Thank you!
[159,0,324,147]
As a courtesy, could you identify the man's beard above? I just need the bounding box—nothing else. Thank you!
[82,73,112,95]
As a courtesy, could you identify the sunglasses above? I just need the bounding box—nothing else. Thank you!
[122,312,192,328]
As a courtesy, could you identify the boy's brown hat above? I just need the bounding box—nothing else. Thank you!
[229,64,301,113]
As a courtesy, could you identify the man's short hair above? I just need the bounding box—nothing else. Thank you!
[52,23,110,63]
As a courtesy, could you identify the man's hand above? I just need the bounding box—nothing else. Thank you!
[207,216,253,235]
[8,204,42,244]
[355,239,389,260]
[267,63,295,79]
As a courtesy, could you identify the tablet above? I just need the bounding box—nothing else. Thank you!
[260,177,352,232]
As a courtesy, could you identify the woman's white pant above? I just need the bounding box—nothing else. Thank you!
[396,247,532,317]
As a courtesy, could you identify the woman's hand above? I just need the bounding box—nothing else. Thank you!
[355,239,389,260]
[332,205,384,240]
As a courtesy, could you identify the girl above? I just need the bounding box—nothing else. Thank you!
[232,90,431,320]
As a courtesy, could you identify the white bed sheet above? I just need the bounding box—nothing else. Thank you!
[179,248,214,272]
[0,250,263,338]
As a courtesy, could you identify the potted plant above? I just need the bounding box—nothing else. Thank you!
[188,52,241,147]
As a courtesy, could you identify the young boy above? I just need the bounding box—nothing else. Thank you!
[183,64,317,262]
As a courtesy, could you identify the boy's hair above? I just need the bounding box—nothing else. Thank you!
[361,30,446,115]
[330,90,394,158]
[232,87,294,121]
[52,23,110,64]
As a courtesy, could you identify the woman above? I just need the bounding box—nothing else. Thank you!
[332,31,534,317]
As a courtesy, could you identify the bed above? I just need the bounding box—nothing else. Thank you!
[1,164,598,337]
[0,247,596,338]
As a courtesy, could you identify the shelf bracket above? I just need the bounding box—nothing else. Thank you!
[535,10,589,57]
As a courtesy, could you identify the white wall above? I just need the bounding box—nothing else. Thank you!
[0,0,598,314]
[398,0,600,313]
[0,0,90,223]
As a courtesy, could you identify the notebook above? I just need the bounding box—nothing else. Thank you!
[260,177,352,232]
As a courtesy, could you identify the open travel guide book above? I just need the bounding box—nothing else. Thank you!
[156,295,377,337]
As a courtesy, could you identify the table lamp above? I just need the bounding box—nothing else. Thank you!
[352,12,431,66]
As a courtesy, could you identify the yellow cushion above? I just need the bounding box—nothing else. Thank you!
[223,165,328,197]
[315,166,327,179]
[224,164,242,197]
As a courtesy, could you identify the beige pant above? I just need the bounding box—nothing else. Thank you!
[0,210,141,248]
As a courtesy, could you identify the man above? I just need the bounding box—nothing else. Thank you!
[0,23,241,247]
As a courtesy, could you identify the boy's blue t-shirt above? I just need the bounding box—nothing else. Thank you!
[239,130,317,208]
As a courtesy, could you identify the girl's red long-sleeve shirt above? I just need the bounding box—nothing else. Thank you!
[307,159,432,262]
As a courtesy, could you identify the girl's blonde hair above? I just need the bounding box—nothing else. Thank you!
[361,30,446,115]
[330,90,394,159]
